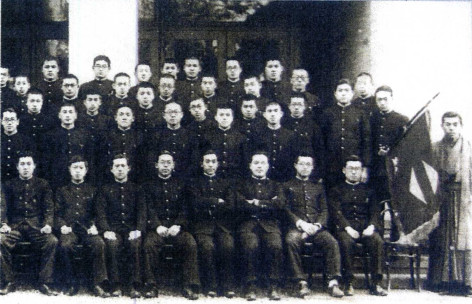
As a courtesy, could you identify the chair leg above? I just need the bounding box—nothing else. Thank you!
[385,246,391,292]
[416,248,422,292]
[409,250,415,289]
[362,256,370,290]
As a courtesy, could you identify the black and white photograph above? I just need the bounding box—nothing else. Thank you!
[1,0,471,303]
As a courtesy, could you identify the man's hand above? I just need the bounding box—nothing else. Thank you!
[362,224,375,237]
[253,199,260,206]
[104,231,117,240]
[40,224,52,234]
[129,230,141,240]
[306,223,321,236]
[345,226,360,239]
[246,199,255,205]
[361,168,369,183]
[296,220,309,232]
[0,223,11,234]
[167,225,181,237]
[157,226,168,237]
[218,198,225,204]
[378,145,390,156]
[87,225,99,235]
[60,225,73,235]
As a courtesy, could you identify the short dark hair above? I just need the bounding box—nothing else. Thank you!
[244,74,260,82]
[93,55,111,67]
[17,151,35,164]
[82,88,102,99]
[251,151,269,160]
[60,103,77,111]
[344,155,362,166]
[42,56,60,67]
[356,72,372,81]
[114,72,130,82]
[14,74,30,82]
[63,74,79,84]
[184,57,201,64]
[68,155,89,169]
[111,153,129,165]
[375,85,393,97]
[201,73,216,80]
[26,88,44,98]
[163,58,178,65]
[241,94,258,102]
[159,74,176,82]
[202,149,218,158]
[135,62,151,71]
[335,78,353,90]
[264,101,282,111]
[290,92,306,102]
[2,107,18,116]
[158,150,174,160]
[442,111,463,125]
[136,81,156,91]
[216,104,234,112]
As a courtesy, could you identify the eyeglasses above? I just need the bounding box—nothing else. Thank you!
[93,64,109,69]
[164,110,182,115]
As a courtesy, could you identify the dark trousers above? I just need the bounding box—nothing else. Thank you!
[57,232,108,285]
[238,224,283,285]
[0,224,58,284]
[337,231,384,284]
[194,230,235,291]
[103,231,142,286]
[143,231,200,288]
[285,229,341,282]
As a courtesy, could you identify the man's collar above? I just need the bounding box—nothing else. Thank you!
[267,124,281,130]
[345,180,360,186]
[72,180,84,185]
[139,104,153,110]
[228,78,240,83]
[64,95,78,101]
[218,125,231,132]
[336,102,351,108]
[3,130,18,136]
[204,172,216,178]
[43,78,58,83]
[296,175,309,181]
[114,178,128,184]
[158,174,171,180]
[252,175,267,180]
[159,96,172,102]
[20,176,33,181]
[61,124,75,130]
[118,126,131,132]
[167,124,181,130]
[290,114,304,119]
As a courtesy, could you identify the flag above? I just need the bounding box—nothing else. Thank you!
[387,109,440,234]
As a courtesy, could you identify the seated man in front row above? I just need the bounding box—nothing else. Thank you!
[236,151,285,301]
[0,152,58,296]
[284,153,344,298]
[328,155,387,296]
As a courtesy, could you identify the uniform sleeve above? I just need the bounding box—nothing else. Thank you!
[283,184,301,226]
[314,188,329,227]
[54,188,67,229]
[1,186,7,225]
[41,180,55,227]
[368,190,381,229]
[95,188,111,232]
[360,111,372,168]
[136,186,147,233]
[328,187,350,230]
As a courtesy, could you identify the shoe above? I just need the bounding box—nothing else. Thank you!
[370,284,388,296]
[93,285,110,298]
[129,287,141,298]
[297,280,310,298]
[183,287,199,300]
[245,285,256,301]
[111,288,122,297]
[269,287,281,301]
[0,282,15,295]
[225,290,236,298]
[344,283,355,296]
[329,284,344,298]
[207,290,217,297]
[39,284,58,296]
[65,285,79,296]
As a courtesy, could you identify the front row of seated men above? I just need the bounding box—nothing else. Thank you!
[0,150,387,300]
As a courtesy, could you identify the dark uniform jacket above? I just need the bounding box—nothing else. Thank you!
[78,79,113,100]
[187,118,216,148]
[320,103,371,173]
[189,174,235,234]
[1,132,36,181]
[103,126,143,163]
[176,78,201,108]
[134,105,164,140]
[261,80,290,105]
[369,110,408,177]
[9,94,28,115]
[143,176,188,231]
[291,90,323,117]
[19,111,55,141]
[234,117,265,144]
[36,78,63,114]
[55,182,96,232]
[3,176,54,229]
[218,80,245,106]
[352,96,377,115]
[96,181,146,233]
[50,96,84,117]
[328,182,379,232]
[283,177,328,227]
[107,95,138,117]
[236,177,285,234]
[1,86,16,106]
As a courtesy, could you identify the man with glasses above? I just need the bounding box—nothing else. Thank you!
[79,55,113,101]
[219,58,245,110]
[290,68,323,119]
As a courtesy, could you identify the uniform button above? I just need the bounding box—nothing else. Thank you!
[122,204,125,206]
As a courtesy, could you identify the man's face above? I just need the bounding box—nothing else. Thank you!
[201,77,217,96]
[161,63,179,78]
[83,94,102,113]
[156,154,174,177]
[189,99,207,120]
[244,77,261,96]
[295,156,314,178]
[355,75,373,98]
[2,111,19,133]
[226,60,242,81]
[183,59,201,79]
[442,117,462,141]
[289,97,306,117]
[115,107,134,129]
[159,77,175,98]
[291,70,309,91]
[0,68,10,86]
[69,161,87,182]
[202,154,218,176]
[215,109,233,129]
[334,84,354,105]
[42,60,60,81]
[17,156,36,179]
[375,90,393,112]
[26,94,44,114]
[136,64,152,82]
[61,78,79,98]
[58,106,77,125]
[93,60,110,79]
[14,77,30,96]
[265,60,283,81]
[164,103,183,126]
[263,104,283,125]
[250,154,269,178]
[113,75,131,97]
[137,87,155,108]
[241,100,258,119]
[111,158,130,181]
[343,160,363,183]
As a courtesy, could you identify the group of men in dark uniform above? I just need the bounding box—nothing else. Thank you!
[0,54,412,300]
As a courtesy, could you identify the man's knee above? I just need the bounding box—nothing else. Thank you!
[239,233,259,252]
[195,235,215,255]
